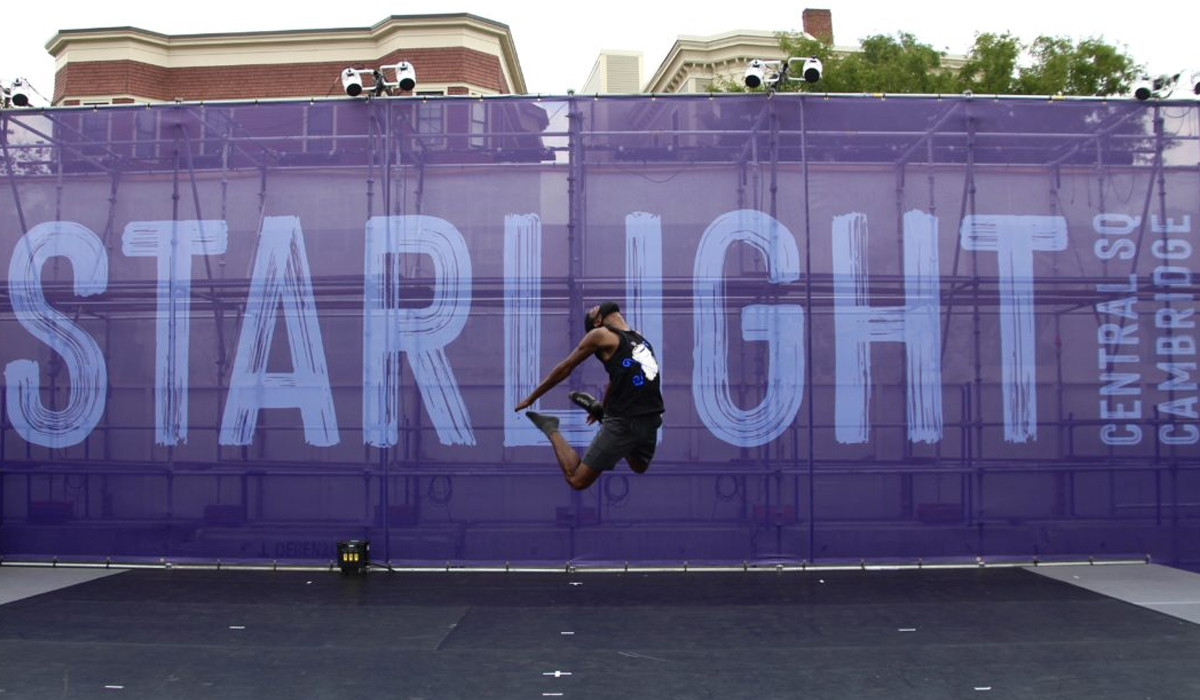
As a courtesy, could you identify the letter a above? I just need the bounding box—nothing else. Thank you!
[220,217,339,446]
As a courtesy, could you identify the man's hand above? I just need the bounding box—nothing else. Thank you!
[514,397,533,412]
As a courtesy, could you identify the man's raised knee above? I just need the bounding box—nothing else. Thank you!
[569,464,601,490]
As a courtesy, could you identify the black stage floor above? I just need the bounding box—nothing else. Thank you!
[2,567,1198,699]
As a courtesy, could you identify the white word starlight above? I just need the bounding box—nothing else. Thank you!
[6,208,1191,451]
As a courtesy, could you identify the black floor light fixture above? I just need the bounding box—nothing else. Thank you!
[337,540,370,574]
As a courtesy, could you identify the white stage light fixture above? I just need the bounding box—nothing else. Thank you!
[744,60,767,89]
[387,62,416,92]
[1135,72,1182,100]
[339,63,416,97]
[341,68,365,97]
[9,78,30,107]
[801,57,822,84]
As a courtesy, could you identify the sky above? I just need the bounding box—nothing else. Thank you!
[3,0,1196,101]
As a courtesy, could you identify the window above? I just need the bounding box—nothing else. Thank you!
[133,110,158,159]
[80,109,109,157]
[199,107,231,157]
[416,91,445,148]
[468,101,487,149]
[305,103,335,154]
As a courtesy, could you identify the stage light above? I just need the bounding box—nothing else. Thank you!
[341,68,365,97]
[745,57,824,92]
[1135,72,1182,100]
[800,57,822,84]
[336,539,370,574]
[9,78,30,107]
[744,59,785,89]
[384,62,417,92]
[2,78,39,108]
[339,62,417,98]
[744,60,767,89]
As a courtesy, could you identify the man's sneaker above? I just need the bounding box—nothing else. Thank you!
[569,391,604,421]
[525,411,560,437]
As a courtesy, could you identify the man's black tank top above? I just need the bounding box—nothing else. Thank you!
[599,328,664,418]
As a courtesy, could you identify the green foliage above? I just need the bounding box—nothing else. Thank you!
[1014,36,1140,96]
[956,32,1021,94]
[844,34,958,94]
[727,29,1142,96]
[775,32,957,93]
[958,32,1139,95]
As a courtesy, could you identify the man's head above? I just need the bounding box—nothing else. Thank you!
[585,301,621,329]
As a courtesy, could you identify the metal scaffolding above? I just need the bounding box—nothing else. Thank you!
[0,94,1197,567]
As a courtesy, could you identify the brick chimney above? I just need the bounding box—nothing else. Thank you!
[802,8,833,44]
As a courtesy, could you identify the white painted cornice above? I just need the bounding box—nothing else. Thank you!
[48,14,526,94]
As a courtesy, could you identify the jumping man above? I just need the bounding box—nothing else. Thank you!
[513,301,664,490]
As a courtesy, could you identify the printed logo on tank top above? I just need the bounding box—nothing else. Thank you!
[631,342,659,381]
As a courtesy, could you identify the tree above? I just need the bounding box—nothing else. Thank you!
[836,33,959,94]
[1016,37,1140,96]
[759,31,956,94]
[957,32,1139,96]
[723,29,1141,96]
[955,32,1021,94]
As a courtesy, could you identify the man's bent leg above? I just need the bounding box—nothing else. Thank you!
[547,432,601,490]
[571,464,602,490]
[529,412,602,490]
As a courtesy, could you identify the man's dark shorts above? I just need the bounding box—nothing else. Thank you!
[582,414,663,472]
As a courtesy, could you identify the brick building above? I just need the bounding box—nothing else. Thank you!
[641,9,964,94]
[645,9,836,93]
[47,13,526,105]
[572,9,839,94]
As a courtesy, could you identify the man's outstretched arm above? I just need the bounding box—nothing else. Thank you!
[514,331,603,411]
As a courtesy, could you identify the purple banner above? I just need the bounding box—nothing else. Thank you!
[1,95,1197,565]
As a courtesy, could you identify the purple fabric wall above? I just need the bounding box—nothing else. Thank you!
[1,95,1196,565]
